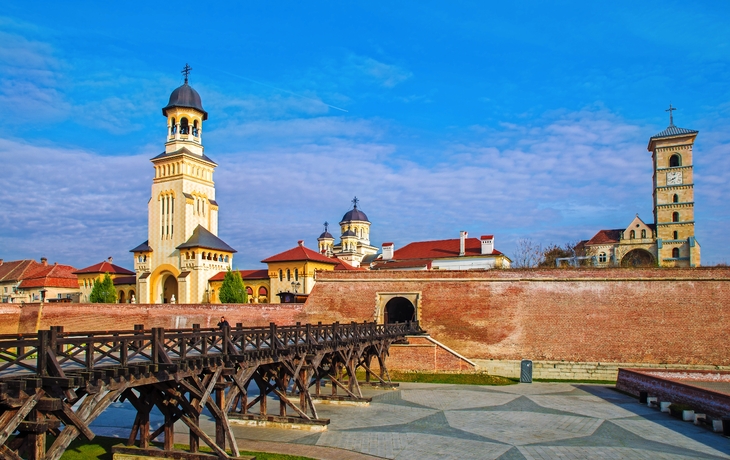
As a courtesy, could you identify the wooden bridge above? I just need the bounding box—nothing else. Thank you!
[0,320,422,460]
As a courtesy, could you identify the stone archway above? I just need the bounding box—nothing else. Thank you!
[621,249,655,267]
[161,273,178,304]
[384,297,415,324]
[118,290,126,304]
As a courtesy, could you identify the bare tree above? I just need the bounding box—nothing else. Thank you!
[512,238,542,268]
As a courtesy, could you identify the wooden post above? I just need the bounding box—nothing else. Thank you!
[37,330,49,376]
[214,385,225,449]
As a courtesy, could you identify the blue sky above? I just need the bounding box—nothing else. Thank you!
[2,2,730,269]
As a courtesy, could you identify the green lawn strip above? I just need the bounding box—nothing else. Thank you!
[532,378,617,384]
[55,435,313,460]
[386,371,518,385]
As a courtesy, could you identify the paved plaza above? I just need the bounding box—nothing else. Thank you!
[91,382,729,459]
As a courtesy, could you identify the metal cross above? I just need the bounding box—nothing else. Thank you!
[666,103,676,126]
[181,63,192,83]
[323,221,329,231]
[352,196,359,208]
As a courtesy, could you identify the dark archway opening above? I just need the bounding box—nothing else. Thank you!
[162,273,178,303]
[384,297,415,324]
[620,249,656,267]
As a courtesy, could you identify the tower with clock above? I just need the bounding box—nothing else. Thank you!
[648,104,700,266]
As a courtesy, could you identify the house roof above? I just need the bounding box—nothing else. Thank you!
[392,237,504,260]
[130,240,152,253]
[262,243,339,265]
[177,225,236,253]
[370,259,432,270]
[333,258,366,271]
[209,269,270,282]
[585,229,623,246]
[73,261,135,276]
[17,263,79,289]
[112,276,137,286]
[0,259,39,283]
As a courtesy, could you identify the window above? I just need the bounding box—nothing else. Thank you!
[193,120,199,137]
[286,269,291,281]
[599,252,607,263]
[641,229,646,238]
[672,212,680,222]
[672,248,680,258]
[673,194,679,203]
[279,270,283,281]
[629,230,635,239]
[171,118,176,134]
[295,269,299,281]
[673,231,678,239]
[669,154,681,167]
[180,117,189,134]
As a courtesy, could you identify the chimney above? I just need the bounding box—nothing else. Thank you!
[107,256,113,263]
[481,235,494,254]
[298,240,304,247]
[41,257,48,266]
[382,242,394,260]
[459,231,468,256]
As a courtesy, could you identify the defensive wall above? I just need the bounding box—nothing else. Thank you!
[1,267,728,380]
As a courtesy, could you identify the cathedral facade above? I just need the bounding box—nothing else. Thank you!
[584,109,701,267]
[131,68,236,303]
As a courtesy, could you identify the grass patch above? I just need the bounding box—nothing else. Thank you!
[533,378,617,384]
[386,371,518,385]
[53,436,313,460]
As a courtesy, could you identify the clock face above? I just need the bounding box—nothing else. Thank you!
[666,171,682,185]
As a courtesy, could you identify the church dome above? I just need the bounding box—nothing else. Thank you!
[341,207,369,223]
[162,82,208,120]
[319,230,334,239]
[342,227,357,237]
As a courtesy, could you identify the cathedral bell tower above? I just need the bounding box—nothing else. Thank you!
[132,65,235,304]
[648,105,700,267]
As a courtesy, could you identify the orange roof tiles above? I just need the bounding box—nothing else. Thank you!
[262,243,338,265]
[585,229,623,246]
[17,263,79,289]
[0,259,39,283]
[393,237,503,260]
[73,260,135,275]
[209,269,270,282]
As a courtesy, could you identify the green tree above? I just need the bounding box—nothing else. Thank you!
[89,273,117,303]
[218,269,247,304]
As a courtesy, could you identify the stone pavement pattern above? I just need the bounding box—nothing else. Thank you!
[91,382,729,460]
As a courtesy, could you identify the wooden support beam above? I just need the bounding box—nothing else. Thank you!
[56,401,96,441]
[0,389,43,445]
[180,414,231,460]
[0,444,23,460]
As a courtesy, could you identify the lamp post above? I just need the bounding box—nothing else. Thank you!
[291,281,301,293]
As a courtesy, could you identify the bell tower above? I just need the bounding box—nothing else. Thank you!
[648,105,700,267]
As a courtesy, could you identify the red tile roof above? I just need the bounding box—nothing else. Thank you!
[371,259,432,270]
[112,276,137,286]
[73,261,135,275]
[0,259,39,283]
[333,258,366,271]
[209,269,270,282]
[262,244,339,265]
[392,237,503,260]
[18,263,79,289]
[585,229,623,246]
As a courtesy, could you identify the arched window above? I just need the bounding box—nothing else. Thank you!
[286,269,291,281]
[294,269,299,281]
[673,231,679,239]
[673,194,679,203]
[171,118,177,134]
[641,229,646,238]
[669,154,681,167]
[224,255,229,262]
[193,120,199,137]
[672,248,680,258]
[599,252,607,263]
[630,230,635,239]
[279,270,283,281]
[180,117,189,134]
[672,212,680,222]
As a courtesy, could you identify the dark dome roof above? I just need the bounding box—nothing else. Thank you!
[341,207,369,223]
[162,83,208,120]
[342,228,357,237]
[319,231,334,239]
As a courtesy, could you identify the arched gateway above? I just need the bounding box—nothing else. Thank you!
[621,249,655,267]
[384,296,415,324]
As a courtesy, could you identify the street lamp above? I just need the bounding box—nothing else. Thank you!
[291,281,301,293]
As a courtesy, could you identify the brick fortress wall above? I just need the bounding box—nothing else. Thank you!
[305,268,730,373]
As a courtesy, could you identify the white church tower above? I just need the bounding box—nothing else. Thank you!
[132,65,235,304]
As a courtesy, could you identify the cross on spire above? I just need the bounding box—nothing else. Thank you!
[323,221,329,231]
[181,63,192,84]
[352,196,359,208]
[666,103,676,127]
